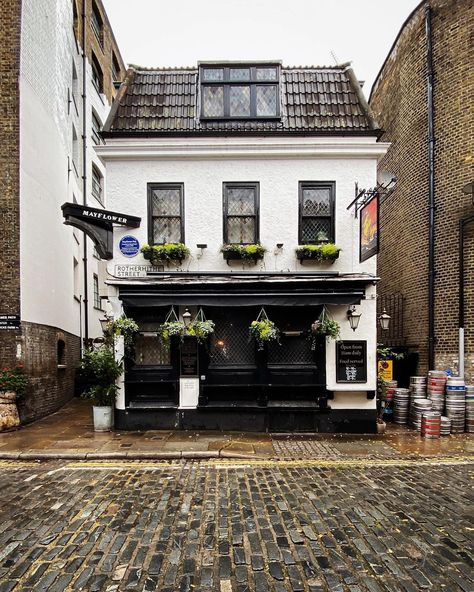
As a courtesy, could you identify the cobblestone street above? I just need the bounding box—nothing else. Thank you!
[0,458,472,592]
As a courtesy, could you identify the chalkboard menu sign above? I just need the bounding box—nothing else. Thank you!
[336,341,367,383]
[180,338,198,377]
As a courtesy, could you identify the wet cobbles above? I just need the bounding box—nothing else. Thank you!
[0,459,472,591]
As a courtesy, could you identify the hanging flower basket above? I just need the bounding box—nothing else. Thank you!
[103,316,139,360]
[309,306,340,349]
[221,244,266,263]
[158,307,215,344]
[249,308,280,350]
[296,243,341,264]
[141,243,190,265]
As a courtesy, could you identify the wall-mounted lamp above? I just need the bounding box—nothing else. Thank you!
[99,312,112,333]
[182,308,192,327]
[378,308,391,331]
[347,306,362,331]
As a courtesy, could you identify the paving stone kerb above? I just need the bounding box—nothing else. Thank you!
[0,460,472,591]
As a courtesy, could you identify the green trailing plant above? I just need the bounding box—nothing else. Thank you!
[296,243,341,262]
[158,321,187,342]
[141,243,190,263]
[221,243,266,259]
[103,316,139,359]
[309,307,340,349]
[187,320,215,344]
[249,309,280,350]
[0,366,27,396]
[78,346,123,407]
[158,320,215,344]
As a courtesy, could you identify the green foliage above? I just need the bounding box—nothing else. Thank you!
[158,320,215,344]
[0,366,27,396]
[158,321,187,342]
[296,243,341,262]
[104,316,139,359]
[78,346,123,406]
[377,346,404,361]
[141,243,190,262]
[221,243,266,259]
[249,319,280,350]
[187,320,215,343]
[309,307,340,349]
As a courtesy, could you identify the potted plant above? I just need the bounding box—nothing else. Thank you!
[296,243,341,264]
[103,316,139,360]
[0,366,27,431]
[249,308,280,350]
[309,307,340,349]
[158,308,215,345]
[77,345,123,431]
[221,243,266,263]
[141,243,190,265]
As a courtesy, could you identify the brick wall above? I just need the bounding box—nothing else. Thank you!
[370,0,474,379]
[0,0,22,366]
[18,322,80,423]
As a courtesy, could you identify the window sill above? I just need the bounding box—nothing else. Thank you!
[57,364,67,370]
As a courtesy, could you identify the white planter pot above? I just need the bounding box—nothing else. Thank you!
[92,406,113,432]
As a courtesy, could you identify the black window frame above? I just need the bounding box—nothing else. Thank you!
[91,1,104,48]
[93,273,101,309]
[298,181,336,244]
[200,64,281,121]
[223,182,260,245]
[148,183,185,245]
[91,110,102,145]
[91,164,103,204]
[91,52,103,94]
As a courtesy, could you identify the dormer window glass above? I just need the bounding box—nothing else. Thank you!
[200,64,280,120]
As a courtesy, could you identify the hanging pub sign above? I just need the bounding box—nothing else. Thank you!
[0,315,21,330]
[336,340,367,383]
[359,195,379,262]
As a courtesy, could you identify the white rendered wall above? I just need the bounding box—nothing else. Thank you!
[19,0,114,338]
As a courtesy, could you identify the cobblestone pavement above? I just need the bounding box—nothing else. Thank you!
[0,459,473,592]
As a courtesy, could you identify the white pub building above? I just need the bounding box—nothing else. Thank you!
[91,61,388,432]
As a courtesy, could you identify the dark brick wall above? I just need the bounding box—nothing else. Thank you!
[0,0,22,366]
[370,0,474,378]
[18,322,81,423]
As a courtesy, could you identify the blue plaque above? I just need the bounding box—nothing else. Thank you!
[119,235,140,258]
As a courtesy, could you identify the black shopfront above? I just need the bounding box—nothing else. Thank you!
[113,274,373,432]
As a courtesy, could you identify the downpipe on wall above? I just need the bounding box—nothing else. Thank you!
[81,0,89,346]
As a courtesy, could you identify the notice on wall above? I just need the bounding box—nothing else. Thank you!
[378,359,393,382]
[336,340,367,383]
[0,315,21,331]
[180,338,199,377]
[114,264,164,277]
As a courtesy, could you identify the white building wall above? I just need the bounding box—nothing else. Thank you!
[19,0,114,339]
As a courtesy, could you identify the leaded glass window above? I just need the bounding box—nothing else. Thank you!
[223,183,259,244]
[134,324,171,366]
[148,184,184,244]
[200,64,280,119]
[299,182,335,244]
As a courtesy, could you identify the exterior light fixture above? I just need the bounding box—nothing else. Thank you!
[347,306,361,331]
[379,308,391,331]
[99,313,112,334]
[182,308,192,327]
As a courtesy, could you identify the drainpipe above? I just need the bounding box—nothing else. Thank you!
[81,0,89,346]
[459,214,474,378]
[426,4,435,370]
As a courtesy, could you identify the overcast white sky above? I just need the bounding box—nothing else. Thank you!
[102,0,421,96]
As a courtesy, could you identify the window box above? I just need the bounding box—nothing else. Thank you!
[221,244,266,263]
[141,243,190,265]
[295,243,341,264]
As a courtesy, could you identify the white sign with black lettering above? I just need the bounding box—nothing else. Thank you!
[114,264,164,278]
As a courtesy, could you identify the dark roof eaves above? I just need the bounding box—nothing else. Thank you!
[102,129,380,139]
[344,65,380,131]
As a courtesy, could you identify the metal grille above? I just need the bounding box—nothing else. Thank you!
[227,217,255,243]
[153,218,181,244]
[302,188,331,215]
[256,85,277,116]
[268,336,313,365]
[202,86,224,117]
[230,86,251,117]
[301,218,331,243]
[134,333,170,366]
[210,314,255,366]
[152,188,181,216]
[377,293,405,346]
[227,187,255,214]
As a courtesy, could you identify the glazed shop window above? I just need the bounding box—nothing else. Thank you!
[200,64,280,119]
[134,323,170,366]
[298,181,335,243]
[223,182,259,244]
[148,183,184,244]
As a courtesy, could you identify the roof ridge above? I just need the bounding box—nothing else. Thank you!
[127,62,353,73]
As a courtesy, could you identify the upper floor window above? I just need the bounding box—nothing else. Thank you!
[92,165,103,204]
[298,182,335,244]
[223,182,259,244]
[92,111,102,145]
[111,52,121,82]
[148,184,184,244]
[91,52,103,94]
[200,64,280,120]
[91,1,104,48]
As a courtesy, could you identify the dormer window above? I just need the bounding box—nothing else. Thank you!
[200,64,280,120]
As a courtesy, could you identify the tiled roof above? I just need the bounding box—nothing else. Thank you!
[103,64,379,136]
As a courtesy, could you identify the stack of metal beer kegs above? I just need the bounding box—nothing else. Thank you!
[445,376,466,433]
[465,384,474,433]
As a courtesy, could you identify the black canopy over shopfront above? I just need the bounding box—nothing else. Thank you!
[111,273,375,432]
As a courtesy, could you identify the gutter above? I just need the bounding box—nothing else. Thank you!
[82,0,89,345]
